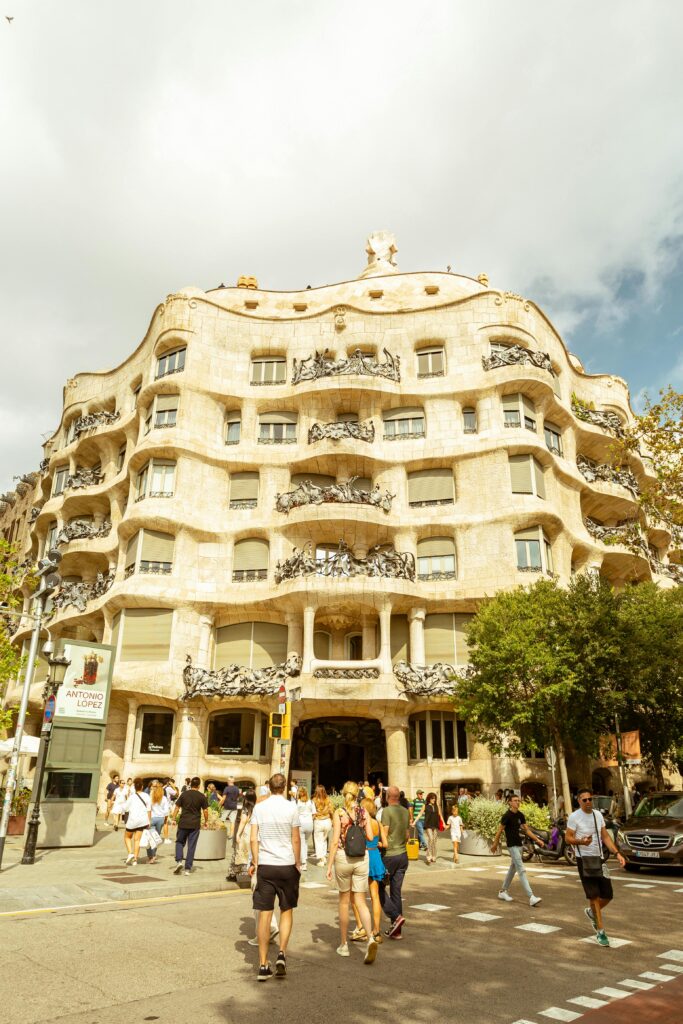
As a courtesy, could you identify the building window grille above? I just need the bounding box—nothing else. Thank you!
[136,460,175,501]
[503,393,537,432]
[409,711,467,761]
[383,408,425,440]
[251,357,286,385]
[544,422,563,456]
[258,412,297,444]
[53,466,68,496]
[226,413,241,445]
[463,408,477,433]
[515,526,553,574]
[155,347,186,380]
[417,347,445,378]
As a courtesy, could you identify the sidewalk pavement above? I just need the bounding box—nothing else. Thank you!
[0,822,481,914]
[0,821,241,913]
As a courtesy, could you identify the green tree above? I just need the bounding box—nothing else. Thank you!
[0,539,34,732]
[617,583,683,787]
[455,575,625,811]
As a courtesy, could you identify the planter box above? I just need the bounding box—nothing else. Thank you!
[8,814,26,836]
[195,829,228,861]
[460,830,501,857]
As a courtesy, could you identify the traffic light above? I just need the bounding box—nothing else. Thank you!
[269,705,291,741]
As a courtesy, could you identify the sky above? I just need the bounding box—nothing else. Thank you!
[1,1,682,492]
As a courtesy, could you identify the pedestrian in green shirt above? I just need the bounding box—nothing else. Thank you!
[379,786,411,939]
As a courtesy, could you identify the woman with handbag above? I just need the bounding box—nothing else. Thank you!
[146,782,170,864]
[123,777,152,865]
[111,779,128,832]
[326,781,379,964]
[312,785,334,866]
[418,792,445,864]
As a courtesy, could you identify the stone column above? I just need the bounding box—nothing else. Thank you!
[286,613,303,659]
[408,607,426,665]
[378,602,393,673]
[385,722,409,791]
[302,605,316,672]
[362,616,376,660]
[197,614,214,668]
[174,707,206,782]
[122,697,138,773]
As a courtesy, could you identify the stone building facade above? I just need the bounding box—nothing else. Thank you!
[4,233,681,805]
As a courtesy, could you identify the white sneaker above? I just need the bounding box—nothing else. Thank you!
[498,890,513,902]
[300,863,307,871]
[529,895,542,907]
[248,929,279,947]
[163,839,173,845]
[336,943,350,957]
[125,853,135,865]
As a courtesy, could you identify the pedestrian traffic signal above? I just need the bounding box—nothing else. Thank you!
[269,707,291,740]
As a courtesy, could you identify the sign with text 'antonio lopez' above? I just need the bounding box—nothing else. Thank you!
[54,640,115,724]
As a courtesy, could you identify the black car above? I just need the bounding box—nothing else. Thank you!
[617,791,683,870]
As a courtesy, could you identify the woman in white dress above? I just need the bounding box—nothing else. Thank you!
[111,780,128,831]
[446,802,463,864]
[123,777,152,865]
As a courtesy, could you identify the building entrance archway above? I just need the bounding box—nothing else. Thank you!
[291,717,387,793]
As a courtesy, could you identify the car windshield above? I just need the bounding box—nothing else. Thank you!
[634,794,683,818]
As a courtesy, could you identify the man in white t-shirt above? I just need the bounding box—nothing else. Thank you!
[249,773,302,982]
[566,787,625,947]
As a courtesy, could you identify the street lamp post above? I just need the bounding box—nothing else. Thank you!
[21,653,71,865]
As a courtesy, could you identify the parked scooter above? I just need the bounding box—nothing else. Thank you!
[522,817,576,866]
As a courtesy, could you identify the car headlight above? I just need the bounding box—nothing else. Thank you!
[617,830,628,845]
[672,834,683,848]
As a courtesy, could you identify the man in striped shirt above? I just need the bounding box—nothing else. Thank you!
[249,773,302,982]
[411,790,428,850]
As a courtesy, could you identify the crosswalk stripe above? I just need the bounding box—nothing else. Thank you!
[639,970,677,982]
[618,979,654,991]
[538,1007,582,1021]
[459,911,501,922]
[593,987,632,999]
[658,948,683,961]
[658,963,683,973]
[567,996,608,1009]
[515,923,561,934]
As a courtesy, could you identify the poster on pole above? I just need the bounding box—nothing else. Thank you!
[54,641,114,725]
[290,769,312,796]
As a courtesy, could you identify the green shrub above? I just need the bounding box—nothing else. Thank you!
[329,793,344,811]
[466,797,504,846]
[519,799,551,832]
[201,806,227,831]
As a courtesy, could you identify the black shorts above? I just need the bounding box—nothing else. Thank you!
[253,864,300,912]
[577,858,614,901]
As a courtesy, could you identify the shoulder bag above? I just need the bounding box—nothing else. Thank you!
[577,811,605,877]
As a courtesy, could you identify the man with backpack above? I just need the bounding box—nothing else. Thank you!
[379,785,411,939]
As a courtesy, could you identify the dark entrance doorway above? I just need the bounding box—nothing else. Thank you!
[291,717,387,793]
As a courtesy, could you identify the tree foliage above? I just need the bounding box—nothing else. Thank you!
[612,386,683,536]
[0,539,34,732]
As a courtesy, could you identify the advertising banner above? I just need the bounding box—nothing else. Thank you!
[54,641,114,725]
[599,730,642,766]
[290,769,312,796]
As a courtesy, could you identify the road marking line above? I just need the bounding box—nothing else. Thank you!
[619,979,654,991]
[458,911,501,922]
[466,867,488,872]
[300,882,327,889]
[639,971,677,982]
[623,883,656,889]
[579,936,632,948]
[593,987,632,999]
[533,873,568,879]
[538,1007,582,1021]
[410,903,450,912]
[511,1019,538,1023]
[567,996,609,1009]
[515,923,561,934]
[658,949,683,961]
[0,887,248,919]
[658,963,683,973]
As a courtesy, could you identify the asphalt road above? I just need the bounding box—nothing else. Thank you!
[3,858,683,1024]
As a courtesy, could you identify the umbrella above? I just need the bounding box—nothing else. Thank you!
[0,734,41,757]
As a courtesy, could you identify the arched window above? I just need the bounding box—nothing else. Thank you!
[409,711,468,761]
[345,633,363,660]
[215,622,288,668]
[230,472,259,509]
[207,710,269,757]
[417,537,456,580]
[258,411,297,444]
[232,539,269,581]
[225,410,241,445]
[514,526,553,574]
[408,469,454,507]
[383,407,425,440]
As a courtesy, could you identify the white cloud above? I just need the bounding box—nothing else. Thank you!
[1,0,683,488]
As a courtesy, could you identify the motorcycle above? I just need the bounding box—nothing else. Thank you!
[521,817,576,866]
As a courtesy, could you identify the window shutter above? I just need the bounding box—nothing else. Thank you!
[390,615,409,664]
[502,393,520,412]
[424,613,456,664]
[383,406,424,422]
[156,394,178,411]
[553,373,561,398]
[125,532,139,567]
[230,473,259,501]
[259,411,298,424]
[314,631,331,659]
[226,410,241,423]
[141,530,175,562]
[274,360,286,382]
[417,536,455,558]
[215,623,252,668]
[252,622,288,668]
[291,473,335,488]
[522,395,536,420]
[515,526,542,541]
[120,609,173,662]
[110,612,121,655]
[233,539,269,571]
[453,614,473,666]
[408,469,454,504]
[533,458,546,499]
[509,455,533,493]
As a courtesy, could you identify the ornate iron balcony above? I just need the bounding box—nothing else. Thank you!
[394,661,471,696]
[384,430,425,441]
[292,347,400,384]
[72,410,120,440]
[257,436,296,445]
[275,477,394,515]
[571,398,625,438]
[182,653,301,700]
[576,455,639,498]
[275,540,415,583]
[418,571,457,581]
[56,519,112,545]
[65,468,104,490]
[52,570,115,614]
[308,420,375,444]
[417,370,445,379]
[482,345,554,375]
[232,569,268,582]
[230,499,258,510]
